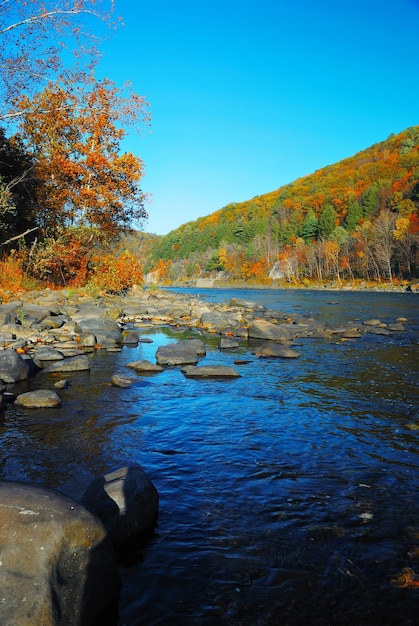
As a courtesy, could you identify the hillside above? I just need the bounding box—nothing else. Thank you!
[146,126,419,284]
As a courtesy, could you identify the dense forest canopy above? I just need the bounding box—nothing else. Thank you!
[147,126,419,285]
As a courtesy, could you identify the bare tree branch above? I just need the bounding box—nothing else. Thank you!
[1,226,39,246]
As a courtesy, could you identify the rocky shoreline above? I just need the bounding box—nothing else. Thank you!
[0,285,415,625]
[0,284,414,400]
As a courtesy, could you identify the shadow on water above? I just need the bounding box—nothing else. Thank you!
[1,290,419,624]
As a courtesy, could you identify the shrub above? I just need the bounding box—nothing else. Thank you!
[87,250,143,293]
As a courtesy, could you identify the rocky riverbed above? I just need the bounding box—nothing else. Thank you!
[0,285,412,401]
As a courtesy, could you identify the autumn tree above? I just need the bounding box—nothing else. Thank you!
[16,72,150,238]
[0,0,116,124]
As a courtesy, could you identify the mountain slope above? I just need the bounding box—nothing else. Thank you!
[147,126,419,283]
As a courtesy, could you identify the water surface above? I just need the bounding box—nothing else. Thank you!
[1,289,418,625]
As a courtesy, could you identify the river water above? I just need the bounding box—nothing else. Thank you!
[1,289,419,625]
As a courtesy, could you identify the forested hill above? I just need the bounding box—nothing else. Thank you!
[147,126,419,284]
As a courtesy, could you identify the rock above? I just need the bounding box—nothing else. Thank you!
[0,302,19,325]
[219,337,241,349]
[181,365,241,378]
[0,350,30,383]
[82,466,159,545]
[363,319,382,326]
[248,319,293,341]
[111,374,135,388]
[256,343,300,358]
[33,346,65,361]
[388,323,406,331]
[74,318,122,347]
[340,329,363,338]
[155,342,200,366]
[0,323,33,338]
[0,481,119,626]
[200,310,242,330]
[365,326,391,335]
[0,332,14,346]
[122,330,140,345]
[54,379,70,389]
[72,304,123,322]
[42,354,90,373]
[229,297,259,309]
[128,360,163,374]
[78,333,97,347]
[14,389,62,408]
[38,315,67,330]
[181,338,207,355]
[18,304,52,326]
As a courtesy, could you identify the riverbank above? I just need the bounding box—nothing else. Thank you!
[169,277,419,292]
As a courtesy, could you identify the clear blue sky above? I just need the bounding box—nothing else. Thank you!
[98,0,419,235]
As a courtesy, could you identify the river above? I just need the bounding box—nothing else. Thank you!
[1,288,418,625]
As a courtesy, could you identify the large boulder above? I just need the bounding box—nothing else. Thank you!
[0,481,119,626]
[0,350,30,383]
[74,318,123,347]
[82,466,159,545]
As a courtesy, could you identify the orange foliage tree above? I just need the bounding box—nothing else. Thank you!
[16,72,150,237]
[88,250,144,293]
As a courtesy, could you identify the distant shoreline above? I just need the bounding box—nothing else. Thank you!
[165,279,419,293]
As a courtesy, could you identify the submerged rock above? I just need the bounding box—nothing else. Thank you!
[256,343,300,359]
[111,374,135,388]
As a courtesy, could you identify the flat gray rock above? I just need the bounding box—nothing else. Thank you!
[42,354,90,373]
[33,346,65,361]
[181,365,241,378]
[155,342,199,366]
[248,319,294,341]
